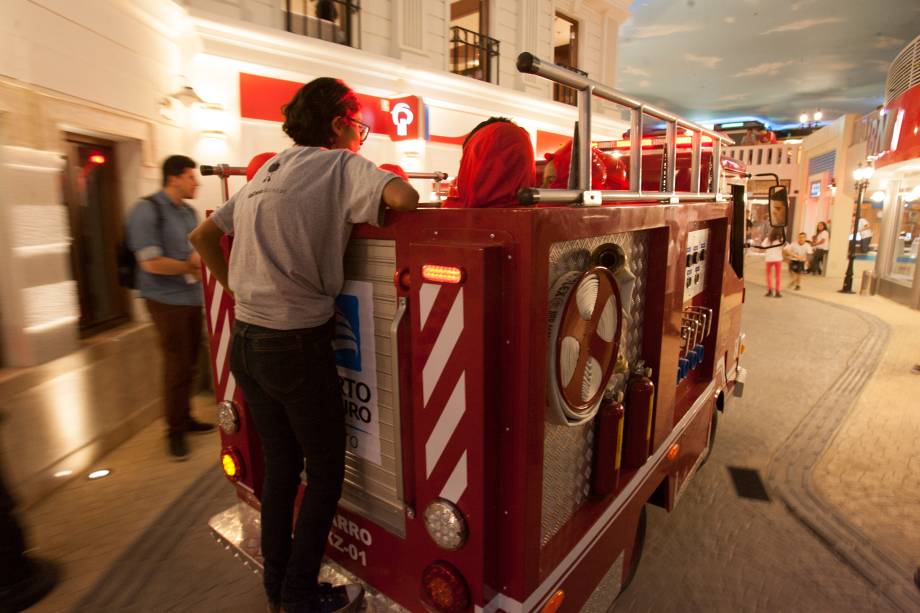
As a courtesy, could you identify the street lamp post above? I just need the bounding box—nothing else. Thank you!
[840,164,874,294]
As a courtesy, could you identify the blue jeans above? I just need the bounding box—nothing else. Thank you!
[229,320,344,607]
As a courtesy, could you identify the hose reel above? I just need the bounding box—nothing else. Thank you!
[547,266,623,426]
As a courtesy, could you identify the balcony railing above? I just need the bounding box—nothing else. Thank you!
[284,0,360,48]
[449,26,500,84]
[553,65,587,106]
[727,143,799,168]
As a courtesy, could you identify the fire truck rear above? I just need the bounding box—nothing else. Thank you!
[202,53,770,612]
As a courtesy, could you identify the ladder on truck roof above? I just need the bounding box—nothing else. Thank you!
[515,52,735,206]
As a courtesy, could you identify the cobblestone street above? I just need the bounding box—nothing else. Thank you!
[14,268,920,613]
[615,285,909,612]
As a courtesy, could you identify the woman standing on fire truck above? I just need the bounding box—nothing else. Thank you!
[189,78,419,613]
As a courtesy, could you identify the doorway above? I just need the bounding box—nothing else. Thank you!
[64,135,129,335]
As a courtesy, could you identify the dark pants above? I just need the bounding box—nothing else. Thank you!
[229,320,345,606]
[145,300,202,434]
[0,455,28,588]
[812,249,827,275]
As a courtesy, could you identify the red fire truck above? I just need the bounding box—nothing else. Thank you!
[201,53,776,612]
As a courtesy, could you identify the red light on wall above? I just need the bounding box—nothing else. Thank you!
[421,265,464,284]
[88,153,107,165]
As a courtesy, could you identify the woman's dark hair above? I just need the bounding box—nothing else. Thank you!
[282,78,360,147]
[816,221,828,233]
[463,116,513,147]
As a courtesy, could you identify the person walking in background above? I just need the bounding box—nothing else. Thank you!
[125,155,215,462]
[811,221,829,275]
[786,232,813,291]
[762,227,786,297]
[190,77,419,613]
[740,128,758,145]
[0,444,58,612]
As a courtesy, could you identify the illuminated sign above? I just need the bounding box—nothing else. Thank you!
[810,180,821,197]
[386,95,424,141]
[239,74,426,143]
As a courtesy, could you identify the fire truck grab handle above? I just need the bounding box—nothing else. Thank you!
[389,297,410,515]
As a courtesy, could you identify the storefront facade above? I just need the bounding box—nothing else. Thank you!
[869,35,920,309]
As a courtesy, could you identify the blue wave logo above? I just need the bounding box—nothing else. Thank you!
[334,294,361,372]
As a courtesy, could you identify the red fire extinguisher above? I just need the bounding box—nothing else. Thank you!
[623,363,655,470]
[591,392,625,497]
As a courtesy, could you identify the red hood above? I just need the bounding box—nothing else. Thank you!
[443,122,536,208]
[545,141,608,189]
[246,152,277,181]
[598,150,629,190]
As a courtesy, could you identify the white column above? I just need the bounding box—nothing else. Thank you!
[873,178,901,285]
[0,145,78,366]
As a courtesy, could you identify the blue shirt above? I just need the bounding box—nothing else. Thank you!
[125,191,202,306]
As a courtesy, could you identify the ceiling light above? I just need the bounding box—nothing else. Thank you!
[813,111,823,122]
[799,113,809,124]
[870,191,886,203]
[88,469,111,480]
[54,470,73,478]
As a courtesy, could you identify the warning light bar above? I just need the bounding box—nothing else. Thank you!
[421,265,465,284]
[610,135,713,150]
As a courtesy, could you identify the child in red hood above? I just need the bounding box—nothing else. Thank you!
[443,117,536,208]
[598,150,629,190]
[543,140,607,189]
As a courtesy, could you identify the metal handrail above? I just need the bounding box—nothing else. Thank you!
[515,52,733,206]
[200,164,449,201]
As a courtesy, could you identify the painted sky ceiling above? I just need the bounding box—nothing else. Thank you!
[615,0,920,128]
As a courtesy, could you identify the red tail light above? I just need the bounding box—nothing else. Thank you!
[420,561,470,612]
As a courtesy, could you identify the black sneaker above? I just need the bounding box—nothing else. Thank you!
[186,419,216,434]
[775,292,783,298]
[283,583,364,613]
[168,432,189,461]
[764,290,774,297]
[0,556,60,611]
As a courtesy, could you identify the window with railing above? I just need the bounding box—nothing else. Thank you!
[552,13,580,105]
[553,65,587,106]
[283,0,360,48]
[449,25,500,84]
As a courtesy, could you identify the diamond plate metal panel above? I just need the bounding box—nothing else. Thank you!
[209,503,408,612]
[581,550,625,613]
[542,232,649,546]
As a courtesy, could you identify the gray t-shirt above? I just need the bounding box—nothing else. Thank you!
[210,146,395,330]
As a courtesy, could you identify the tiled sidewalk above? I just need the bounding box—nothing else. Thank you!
[20,394,221,612]
[747,254,920,572]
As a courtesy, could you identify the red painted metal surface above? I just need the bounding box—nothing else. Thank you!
[202,189,746,611]
[875,84,920,169]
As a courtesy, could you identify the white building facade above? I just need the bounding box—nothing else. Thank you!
[0,0,630,501]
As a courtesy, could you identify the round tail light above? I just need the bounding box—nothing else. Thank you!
[420,561,470,612]
[221,447,244,482]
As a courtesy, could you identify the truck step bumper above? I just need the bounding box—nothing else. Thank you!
[208,503,407,612]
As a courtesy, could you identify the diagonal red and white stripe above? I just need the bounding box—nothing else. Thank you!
[419,281,468,504]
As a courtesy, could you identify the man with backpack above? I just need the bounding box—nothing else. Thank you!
[125,155,214,461]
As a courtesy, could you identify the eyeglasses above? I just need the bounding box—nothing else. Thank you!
[344,117,371,143]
